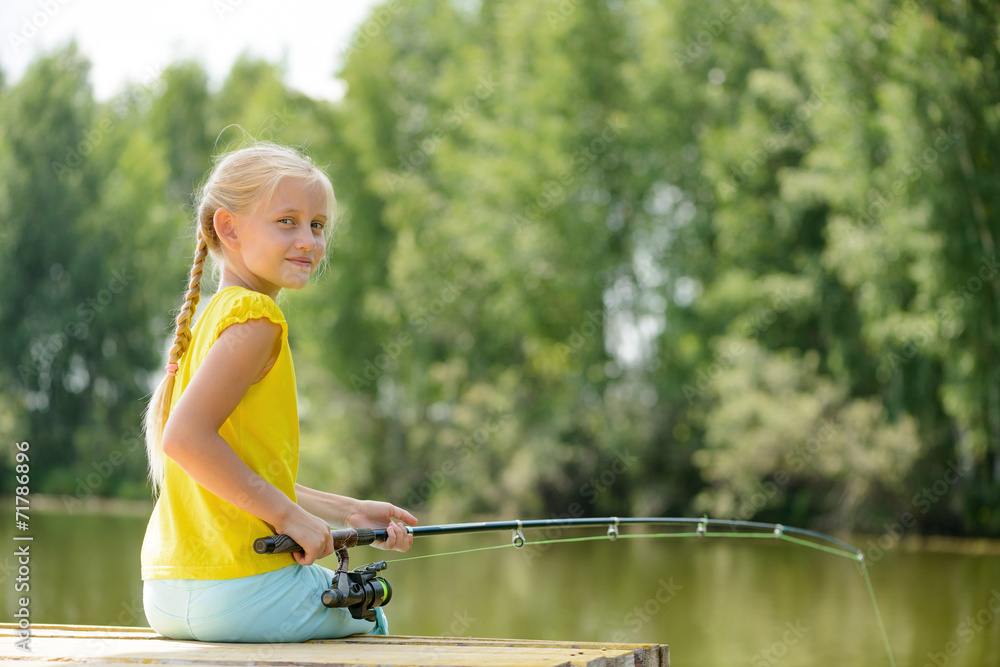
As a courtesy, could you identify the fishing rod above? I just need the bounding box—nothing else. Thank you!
[252,516,867,625]
[253,516,862,557]
[254,517,894,665]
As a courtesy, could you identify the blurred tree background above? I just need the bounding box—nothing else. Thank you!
[1,0,998,536]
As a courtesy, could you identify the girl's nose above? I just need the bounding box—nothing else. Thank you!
[295,226,317,251]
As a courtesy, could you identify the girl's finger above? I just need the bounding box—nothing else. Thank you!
[391,506,419,526]
[382,522,401,550]
[388,522,411,551]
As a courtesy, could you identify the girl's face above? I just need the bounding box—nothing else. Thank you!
[221,176,329,298]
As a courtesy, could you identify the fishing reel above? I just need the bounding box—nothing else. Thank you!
[253,527,393,622]
[322,559,392,622]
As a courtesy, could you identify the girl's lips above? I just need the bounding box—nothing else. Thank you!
[287,258,312,268]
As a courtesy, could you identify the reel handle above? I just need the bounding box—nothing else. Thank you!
[253,527,388,554]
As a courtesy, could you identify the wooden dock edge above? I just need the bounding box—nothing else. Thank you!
[0,624,669,667]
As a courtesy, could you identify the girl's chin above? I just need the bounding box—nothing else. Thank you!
[280,276,312,289]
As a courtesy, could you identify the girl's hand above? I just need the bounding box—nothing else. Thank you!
[274,506,334,566]
[346,500,418,552]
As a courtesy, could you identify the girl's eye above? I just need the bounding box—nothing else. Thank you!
[278,217,295,226]
[311,221,326,231]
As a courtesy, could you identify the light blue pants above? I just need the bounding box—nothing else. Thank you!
[143,563,388,642]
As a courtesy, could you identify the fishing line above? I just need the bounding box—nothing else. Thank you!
[383,530,854,563]
[860,559,897,667]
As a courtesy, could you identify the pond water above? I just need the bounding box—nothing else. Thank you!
[3,508,999,666]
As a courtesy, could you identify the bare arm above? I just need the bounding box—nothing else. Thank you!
[161,318,333,566]
[295,484,418,552]
[294,485,359,525]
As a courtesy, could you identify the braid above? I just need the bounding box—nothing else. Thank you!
[143,227,210,495]
[167,227,209,366]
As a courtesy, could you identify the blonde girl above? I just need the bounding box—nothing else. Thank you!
[140,142,416,642]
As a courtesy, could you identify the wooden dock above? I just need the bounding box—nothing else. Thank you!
[0,624,669,666]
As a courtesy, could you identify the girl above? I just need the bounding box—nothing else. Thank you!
[140,142,417,643]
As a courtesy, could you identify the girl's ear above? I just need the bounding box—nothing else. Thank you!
[214,209,240,250]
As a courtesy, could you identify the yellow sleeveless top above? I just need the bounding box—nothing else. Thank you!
[141,286,299,579]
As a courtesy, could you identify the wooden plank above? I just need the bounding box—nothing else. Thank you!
[0,624,668,667]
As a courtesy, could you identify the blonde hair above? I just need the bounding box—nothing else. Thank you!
[143,141,336,495]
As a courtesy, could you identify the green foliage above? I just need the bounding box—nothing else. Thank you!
[692,337,920,528]
[2,0,998,535]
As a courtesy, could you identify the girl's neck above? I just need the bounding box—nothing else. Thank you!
[218,274,279,301]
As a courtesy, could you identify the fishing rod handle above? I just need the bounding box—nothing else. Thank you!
[253,527,388,554]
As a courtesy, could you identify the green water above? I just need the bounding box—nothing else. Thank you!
[3,509,999,666]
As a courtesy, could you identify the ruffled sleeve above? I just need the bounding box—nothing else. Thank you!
[213,289,288,344]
